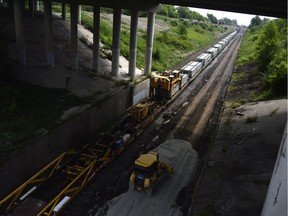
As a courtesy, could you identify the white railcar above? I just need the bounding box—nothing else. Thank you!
[196,53,213,67]
[206,47,219,58]
[213,43,223,51]
[180,61,202,78]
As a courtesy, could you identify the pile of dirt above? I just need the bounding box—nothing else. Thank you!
[95,140,198,216]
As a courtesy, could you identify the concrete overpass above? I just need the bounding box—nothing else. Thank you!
[3,0,287,79]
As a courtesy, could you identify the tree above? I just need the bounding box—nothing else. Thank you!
[177,6,191,19]
[256,21,279,72]
[167,5,178,18]
[159,5,169,16]
[250,15,262,27]
[274,19,287,48]
[178,24,188,37]
[159,5,178,18]
[266,49,287,96]
[191,11,207,21]
[217,17,236,25]
[207,13,217,24]
[263,18,270,23]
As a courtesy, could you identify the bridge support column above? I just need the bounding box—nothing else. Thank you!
[128,10,138,79]
[111,8,121,76]
[13,0,26,67]
[78,5,81,24]
[35,0,39,11]
[71,3,78,70]
[93,6,100,72]
[28,0,33,16]
[44,0,54,69]
[144,12,155,76]
[8,0,14,21]
[61,2,66,20]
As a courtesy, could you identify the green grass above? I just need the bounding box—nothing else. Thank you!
[0,82,93,153]
[269,107,279,116]
[231,72,247,81]
[35,4,229,72]
[80,12,227,72]
[46,4,228,71]
[235,27,261,67]
[231,101,240,109]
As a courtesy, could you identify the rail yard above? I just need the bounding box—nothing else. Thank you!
[0,28,242,216]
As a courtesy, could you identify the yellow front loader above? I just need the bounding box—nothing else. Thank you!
[129,152,173,196]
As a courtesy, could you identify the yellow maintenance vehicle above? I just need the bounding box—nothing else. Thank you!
[129,152,173,196]
[128,100,156,122]
[150,70,182,100]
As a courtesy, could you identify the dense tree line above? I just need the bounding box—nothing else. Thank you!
[250,16,287,96]
[159,5,237,25]
[159,5,207,21]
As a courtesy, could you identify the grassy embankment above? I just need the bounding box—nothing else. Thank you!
[80,11,226,72]
[228,19,287,109]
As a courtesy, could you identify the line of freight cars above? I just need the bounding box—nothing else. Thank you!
[150,30,238,101]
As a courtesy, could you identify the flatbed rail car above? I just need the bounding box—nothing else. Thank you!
[0,101,165,216]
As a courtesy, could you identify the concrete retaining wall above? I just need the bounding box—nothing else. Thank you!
[0,86,134,199]
[132,78,150,105]
[261,124,287,216]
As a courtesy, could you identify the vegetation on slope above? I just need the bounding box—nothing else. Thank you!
[48,3,232,72]
[230,17,287,103]
[0,81,94,153]
[81,11,227,71]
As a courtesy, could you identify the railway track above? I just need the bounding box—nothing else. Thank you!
[0,30,241,216]
[173,32,243,142]
[61,30,243,215]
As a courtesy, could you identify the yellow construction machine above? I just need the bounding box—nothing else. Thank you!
[150,70,182,100]
[128,100,156,122]
[129,152,173,196]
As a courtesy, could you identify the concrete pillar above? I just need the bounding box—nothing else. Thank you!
[261,124,287,216]
[8,0,14,21]
[128,10,138,79]
[35,0,39,11]
[144,12,155,76]
[111,8,121,76]
[77,5,81,24]
[28,0,33,16]
[70,3,78,70]
[93,6,100,71]
[13,0,26,67]
[61,2,66,20]
[44,0,54,68]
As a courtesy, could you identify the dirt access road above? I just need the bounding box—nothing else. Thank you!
[62,30,243,216]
